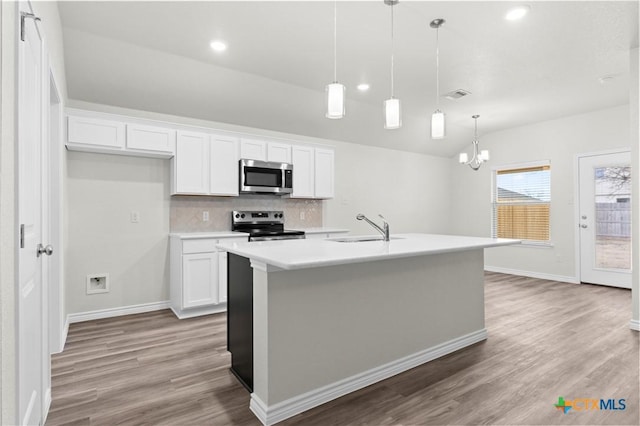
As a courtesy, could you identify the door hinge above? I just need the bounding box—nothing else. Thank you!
[20,11,41,42]
[19,224,25,248]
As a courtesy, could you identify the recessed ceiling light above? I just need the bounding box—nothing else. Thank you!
[210,40,227,52]
[505,5,530,21]
[357,83,370,91]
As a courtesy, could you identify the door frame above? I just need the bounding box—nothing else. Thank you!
[574,148,632,285]
[47,68,65,356]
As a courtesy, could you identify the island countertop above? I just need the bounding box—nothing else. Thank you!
[217,233,520,271]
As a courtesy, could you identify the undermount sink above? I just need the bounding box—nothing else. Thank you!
[328,236,404,243]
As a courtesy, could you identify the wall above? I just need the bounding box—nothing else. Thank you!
[450,105,630,282]
[630,47,639,328]
[324,141,451,235]
[65,152,170,314]
[64,101,452,315]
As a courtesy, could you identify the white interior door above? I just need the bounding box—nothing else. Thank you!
[579,151,632,288]
[18,5,45,425]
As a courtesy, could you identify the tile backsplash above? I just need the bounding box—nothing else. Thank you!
[170,195,323,233]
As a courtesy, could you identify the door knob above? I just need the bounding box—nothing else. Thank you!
[580,224,588,229]
[37,244,53,257]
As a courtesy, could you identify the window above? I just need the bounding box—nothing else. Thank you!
[492,163,551,242]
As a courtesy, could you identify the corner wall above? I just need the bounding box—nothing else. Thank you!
[450,105,630,282]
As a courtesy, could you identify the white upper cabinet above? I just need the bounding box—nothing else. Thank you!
[174,131,210,195]
[314,148,335,199]
[126,124,175,154]
[66,111,175,158]
[210,135,239,196]
[291,145,315,198]
[267,142,292,163]
[240,138,267,161]
[67,115,125,150]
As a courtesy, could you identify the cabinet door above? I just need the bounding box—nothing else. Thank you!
[67,116,125,149]
[210,135,239,196]
[182,253,218,308]
[291,145,315,198]
[267,142,291,163]
[126,124,175,154]
[175,131,209,194]
[240,138,267,160]
[314,148,335,199]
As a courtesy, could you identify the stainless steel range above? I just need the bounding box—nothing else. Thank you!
[231,210,305,241]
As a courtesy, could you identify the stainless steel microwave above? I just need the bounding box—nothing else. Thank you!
[239,159,293,195]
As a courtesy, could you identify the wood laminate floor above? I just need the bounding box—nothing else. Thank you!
[47,272,639,425]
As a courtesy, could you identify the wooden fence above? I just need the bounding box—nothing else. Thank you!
[595,203,631,238]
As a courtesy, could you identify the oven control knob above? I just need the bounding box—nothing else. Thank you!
[278,213,283,218]
[241,214,245,218]
[235,214,240,218]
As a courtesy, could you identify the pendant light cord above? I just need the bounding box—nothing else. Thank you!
[435,26,440,109]
[333,0,337,82]
[390,3,395,97]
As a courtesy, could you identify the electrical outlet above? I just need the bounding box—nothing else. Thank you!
[203,211,209,221]
[86,273,110,294]
[130,211,140,223]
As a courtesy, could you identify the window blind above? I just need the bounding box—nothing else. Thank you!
[493,165,551,241]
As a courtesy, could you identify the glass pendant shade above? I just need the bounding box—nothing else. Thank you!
[480,150,490,161]
[384,98,401,129]
[431,110,446,139]
[326,82,345,119]
[459,153,469,164]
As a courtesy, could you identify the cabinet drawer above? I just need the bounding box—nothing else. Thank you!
[182,239,218,254]
[127,124,175,153]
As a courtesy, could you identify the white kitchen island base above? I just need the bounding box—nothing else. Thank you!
[219,234,520,425]
[251,249,486,425]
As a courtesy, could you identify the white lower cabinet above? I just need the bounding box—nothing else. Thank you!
[170,235,247,318]
[182,253,219,308]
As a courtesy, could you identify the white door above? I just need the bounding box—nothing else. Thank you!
[18,6,45,425]
[579,151,631,288]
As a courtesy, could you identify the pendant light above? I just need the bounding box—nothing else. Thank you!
[326,0,345,119]
[384,0,401,129]
[430,18,446,139]
[459,115,490,171]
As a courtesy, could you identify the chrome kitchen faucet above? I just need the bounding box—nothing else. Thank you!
[356,213,390,241]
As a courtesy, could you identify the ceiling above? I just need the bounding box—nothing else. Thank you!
[58,1,639,158]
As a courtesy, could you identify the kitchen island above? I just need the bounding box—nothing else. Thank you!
[217,233,519,425]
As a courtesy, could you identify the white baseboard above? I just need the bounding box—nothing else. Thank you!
[170,303,227,319]
[484,266,579,284]
[67,300,171,324]
[43,387,52,424]
[630,320,640,331]
[250,328,488,426]
[54,318,69,354]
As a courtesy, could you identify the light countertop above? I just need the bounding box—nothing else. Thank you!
[296,227,350,234]
[170,231,249,239]
[217,233,521,270]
